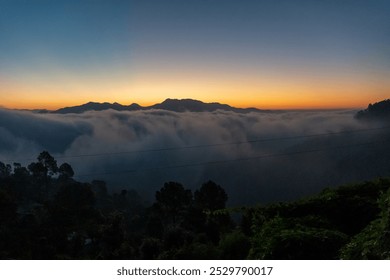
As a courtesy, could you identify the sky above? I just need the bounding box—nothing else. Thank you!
[1,0,389,109]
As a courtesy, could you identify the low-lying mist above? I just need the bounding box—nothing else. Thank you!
[1,108,389,205]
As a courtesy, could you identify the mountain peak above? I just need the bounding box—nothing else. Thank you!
[154,98,220,112]
[52,99,265,114]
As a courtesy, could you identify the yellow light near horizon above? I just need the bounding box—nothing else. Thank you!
[1,70,389,110]
[1,87,384,111]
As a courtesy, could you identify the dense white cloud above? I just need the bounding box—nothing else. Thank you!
[0,108,389,205]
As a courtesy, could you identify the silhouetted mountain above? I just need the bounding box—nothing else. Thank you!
[150,98,262,113]
[20,109,51,114]
[52,99,265,114]
[356,99,390,121]
[54,102,142,114]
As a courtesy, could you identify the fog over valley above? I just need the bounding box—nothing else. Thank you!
[1,105,389,205]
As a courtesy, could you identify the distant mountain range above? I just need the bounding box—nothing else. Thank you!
[52,98,266,114]
[53,102,142,114]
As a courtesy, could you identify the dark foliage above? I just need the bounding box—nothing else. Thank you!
[248,178,390,259]
[0,152,390,259]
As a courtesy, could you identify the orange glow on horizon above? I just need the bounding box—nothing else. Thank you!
[1,70,389,110]
[1,92,380,111]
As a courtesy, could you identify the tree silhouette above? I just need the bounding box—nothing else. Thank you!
[59,163,74,180]
[0,162,11,178]
[37,151,58,176]
[1,150,389,260]
[27,152,58,201]
[28,162,46,178]
[194,180,227,211]
[155,182,192,225]
[193,181,232,244]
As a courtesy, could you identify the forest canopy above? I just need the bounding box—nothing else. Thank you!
[1,151,390,259]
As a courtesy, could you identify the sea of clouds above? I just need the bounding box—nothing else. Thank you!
[1,108,389,205]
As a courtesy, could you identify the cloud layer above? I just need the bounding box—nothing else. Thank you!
[1,108,389,205]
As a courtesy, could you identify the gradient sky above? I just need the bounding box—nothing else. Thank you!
[1,0,389,109]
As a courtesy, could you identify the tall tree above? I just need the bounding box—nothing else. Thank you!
[58,163,74,180]
[155,182,192,225]
[37,151,58,177]
[194,180,227,211]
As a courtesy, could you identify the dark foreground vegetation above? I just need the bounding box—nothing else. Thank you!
[1,151,390,259]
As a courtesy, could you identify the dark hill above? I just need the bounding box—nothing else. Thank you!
[355,99,390,121]
[54,102,142,114]
[52,98,265,114]
[150,98,262,113]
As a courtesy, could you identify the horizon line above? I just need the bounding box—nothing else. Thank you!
[0,98,366,112]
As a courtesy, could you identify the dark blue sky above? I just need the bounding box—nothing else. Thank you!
[1,0,389,109]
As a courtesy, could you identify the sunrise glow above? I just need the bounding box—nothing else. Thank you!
[1,0,389,110]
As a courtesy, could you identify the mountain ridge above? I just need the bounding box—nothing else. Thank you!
[52,98,267,114]
[355,99,390,121]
